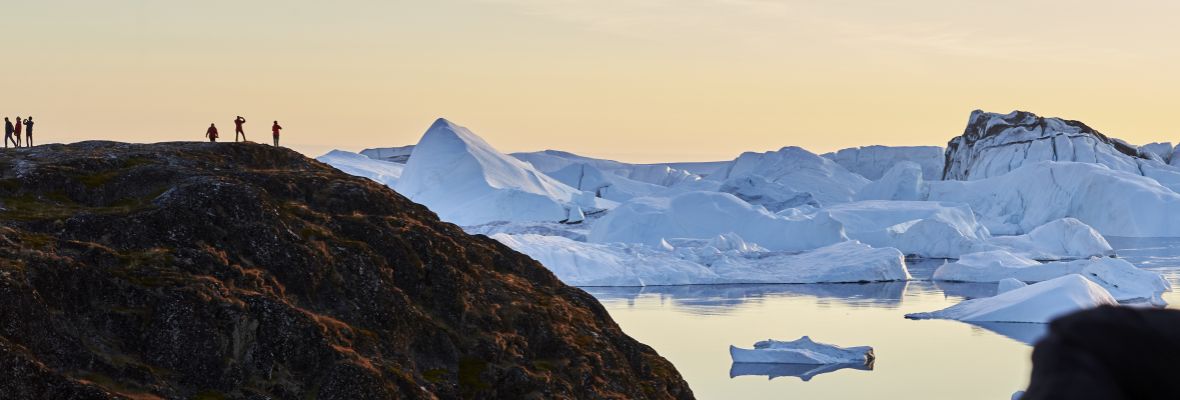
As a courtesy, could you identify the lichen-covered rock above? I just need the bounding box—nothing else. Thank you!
[0,141,693,399]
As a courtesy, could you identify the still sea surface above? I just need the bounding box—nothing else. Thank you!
[586,237,1180,400]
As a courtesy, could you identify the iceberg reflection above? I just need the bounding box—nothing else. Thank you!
[729,360,874,381]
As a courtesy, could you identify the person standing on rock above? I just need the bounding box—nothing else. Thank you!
[233,116,247,142]
[23,116,33,147]
[271,120,282,147]
[13,117,22,147]
[206,123,219,143]
[3,117,14,148]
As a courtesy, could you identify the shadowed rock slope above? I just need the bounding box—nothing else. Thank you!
[0,142,693,399]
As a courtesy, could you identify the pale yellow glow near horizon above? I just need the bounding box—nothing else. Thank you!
[5,0,1180,163]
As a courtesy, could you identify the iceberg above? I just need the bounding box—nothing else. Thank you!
[316,150,405,187]
[996,278,1027,294]
[394,118,612,226]
[944,110,1157,180]
[511,150,703,187]
[729,336,875,365]
[359,144,414,164]
[710,146,869,206]
[545,162,669,202]
[822,145,944,181]
[863,159,1180,237]
[1139,142,1174,163]
[493,234,909,286]
[933,252,1170,303]
[987,218,1114,260]
[855,161,927,201]
[906,274,1118,323]
[587,191,845,252]
[824,200,990,258]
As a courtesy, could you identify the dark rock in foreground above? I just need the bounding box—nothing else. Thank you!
[0,142,693,399]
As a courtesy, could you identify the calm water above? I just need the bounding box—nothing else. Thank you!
[586,237,1180,400]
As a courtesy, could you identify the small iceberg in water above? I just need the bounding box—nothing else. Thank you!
[729,336,875,365]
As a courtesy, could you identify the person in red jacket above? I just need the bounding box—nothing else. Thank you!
[271,121,282,147]
[206,123,219,143]
[13,117,22,147]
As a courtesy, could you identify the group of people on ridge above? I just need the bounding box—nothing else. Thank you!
[205,116,282,147]
[4,116,34,148]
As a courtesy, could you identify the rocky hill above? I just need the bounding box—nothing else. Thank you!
[0,142,693,399]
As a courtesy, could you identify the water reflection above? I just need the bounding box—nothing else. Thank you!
[968,322,1048,346]
[730,361,874,382]
[584,281,908,315]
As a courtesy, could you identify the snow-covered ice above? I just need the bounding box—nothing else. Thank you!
[933,252,1170,303]
[588,191,845,252]
[906,274,1118,323]
[729,336,875,365]
[394,118,613,226]
[822,145,944,181]
[316,150,405,187]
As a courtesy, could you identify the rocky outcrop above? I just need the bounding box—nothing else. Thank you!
[0,141,692,399]
[943,110,1154,180]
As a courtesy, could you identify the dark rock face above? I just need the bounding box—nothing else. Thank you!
[942,110,1149,180]
[0,142,693,399]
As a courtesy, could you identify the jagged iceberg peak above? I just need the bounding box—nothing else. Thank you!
[943,110,1152,181]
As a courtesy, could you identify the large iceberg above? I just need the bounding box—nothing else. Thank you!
[932,251,1169,303]
[823,145,944,181]
[729,336,875,365]
[493,233,909,286]
[710,146,869,206]
[862,160,1180,237]
[587,191,846,252]
[394,118,612,226]
[942,110,1180,193]
[906,274,1118,323]
[316,150,405,187]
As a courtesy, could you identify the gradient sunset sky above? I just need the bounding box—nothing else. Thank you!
[8,0,1180,162]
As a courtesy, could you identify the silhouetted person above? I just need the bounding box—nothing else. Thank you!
[23,116,33,147]
[1020,306,1180,400]
[3,117,14,148]
[271,121,282,147]
[234,116,247,142]
[13,117,21,147]
[206,123,219,143]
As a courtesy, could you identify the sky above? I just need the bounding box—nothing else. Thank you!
[5,0,1180,162]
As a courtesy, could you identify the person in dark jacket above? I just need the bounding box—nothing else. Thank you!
[3,117,13,148]
[1020,306,1180,400]
[206,123,219,143]
[234,116,247,142]
[23,116,33,147]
